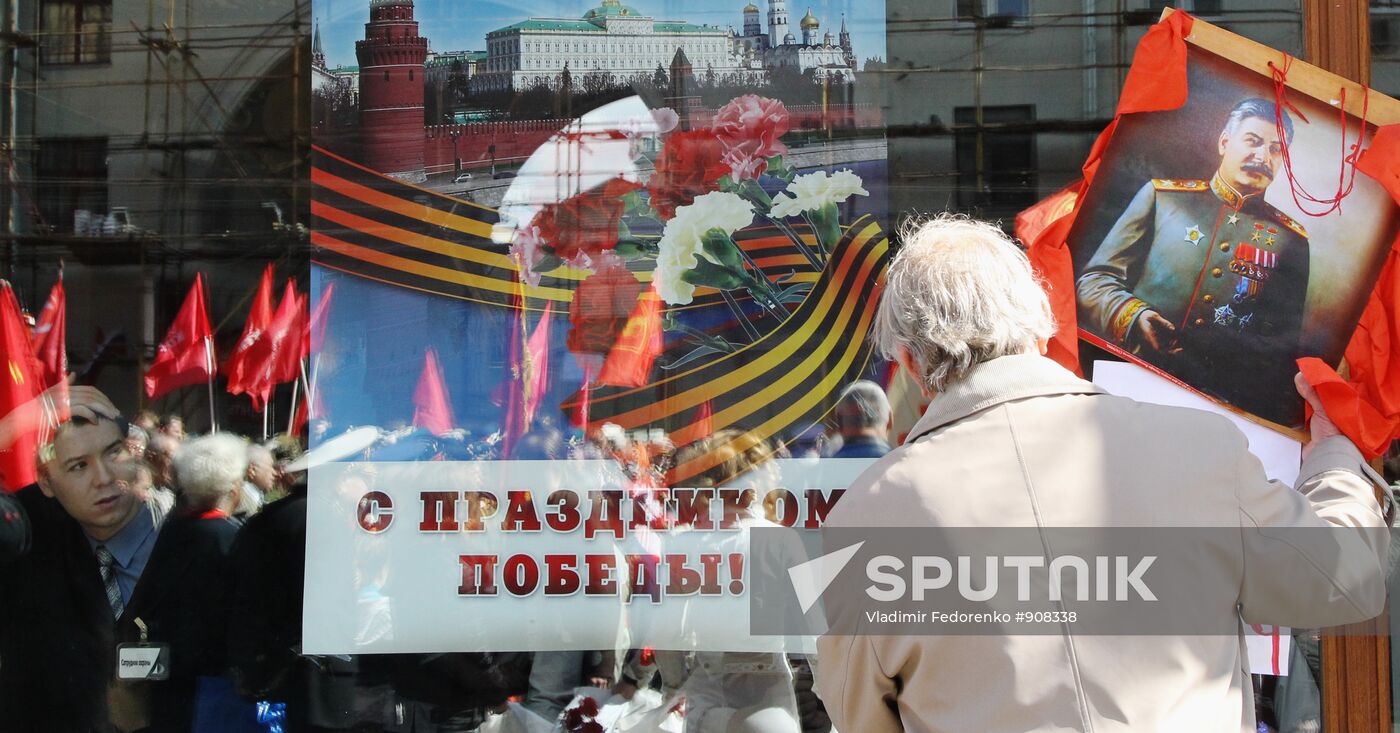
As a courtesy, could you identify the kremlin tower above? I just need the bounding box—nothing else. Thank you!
[356,0,428,181]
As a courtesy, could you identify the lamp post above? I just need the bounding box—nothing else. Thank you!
[449,129,461,177]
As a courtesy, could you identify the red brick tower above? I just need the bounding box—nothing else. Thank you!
[356,0,428,181]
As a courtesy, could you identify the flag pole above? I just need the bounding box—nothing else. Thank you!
[286,364,302,435]
[261,404,270,442]
[204,335,218,433]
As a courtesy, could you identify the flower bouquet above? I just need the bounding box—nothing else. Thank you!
[510,94,871,377]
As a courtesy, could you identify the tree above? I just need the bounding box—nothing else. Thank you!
[652,64,668,89]
[312,81,357,130]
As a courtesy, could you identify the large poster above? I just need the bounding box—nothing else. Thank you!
[308,0,888,653]
[1067,37,1400,432]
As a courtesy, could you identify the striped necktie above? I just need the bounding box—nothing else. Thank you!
[94,545,124,619]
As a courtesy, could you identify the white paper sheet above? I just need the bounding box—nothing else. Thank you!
[1091,360,1302,486]
[1092,360,1301,676]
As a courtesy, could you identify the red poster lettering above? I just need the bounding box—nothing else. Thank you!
[664,554,701,596]
[673,489,714,529]
[357,491,394,533]
[458,555,498,595]
[420,491,459,532]
[503,554,540,596]
[584,490,625,539]
[804,489,845,528]
[546,490,581,532]
[698,553,723,595]
[627,554,662,603]
[544,554,581,595]
[502,491,542,532]
[585,553,619,595]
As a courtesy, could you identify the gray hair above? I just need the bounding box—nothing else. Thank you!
[173,434,249,513]
[873,214,1056,392]
[1223,98,1293,143]
[834,380,891,431]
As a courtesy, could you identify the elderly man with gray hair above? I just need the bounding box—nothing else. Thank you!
[830,380,892,458]
[815,214,1388,733]
[134,433,247,731]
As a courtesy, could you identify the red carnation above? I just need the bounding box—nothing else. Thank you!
[712,95,790,181]
[567,255,643,356]
[648,129,729,218]
[536,177,643,266]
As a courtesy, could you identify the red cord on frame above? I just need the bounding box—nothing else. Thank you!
[1267,55,1370,218]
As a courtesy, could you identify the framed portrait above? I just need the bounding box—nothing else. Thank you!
[1067,12,1400,434]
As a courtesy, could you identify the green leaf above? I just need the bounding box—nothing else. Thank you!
[661,343,731,370]
[701,228,745,273]
[682,259,746,290]
[777,282,814,304]
[613,240,648,260]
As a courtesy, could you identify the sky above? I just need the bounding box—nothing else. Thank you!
[315,0,887,70]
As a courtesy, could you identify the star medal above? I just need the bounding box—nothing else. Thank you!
[1184,225,1204,246]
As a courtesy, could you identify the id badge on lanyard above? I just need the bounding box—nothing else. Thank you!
[115,617,169,681]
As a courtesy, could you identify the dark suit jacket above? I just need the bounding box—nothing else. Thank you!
[0,485,121,733]
[128,510,240,733]
[0,485,241,733]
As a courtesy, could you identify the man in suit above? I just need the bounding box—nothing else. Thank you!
[1076,98,1309,426]
[816,215,1389,733]
[0,387,155,732]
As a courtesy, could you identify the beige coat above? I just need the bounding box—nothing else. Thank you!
[815,353,1389,733]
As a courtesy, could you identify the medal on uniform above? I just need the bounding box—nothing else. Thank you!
[1184,225,1204,246]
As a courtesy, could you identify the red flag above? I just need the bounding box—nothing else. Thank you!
[31,276,66,388]
[0,283,46,491]
[307,281,335,361]
[273,283,307,386]
[241,279,303,410]
[225,264,274,403]
[596,287,663,388]
[525,302,552,425]
[412,348,455,435]
[1017,182,1084,375]
[503,302,553,454]
[692,399,713,437]
[145,274,214,399]
[1014,182,1081,250]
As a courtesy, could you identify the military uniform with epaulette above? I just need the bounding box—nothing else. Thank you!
[1077,174,1310,427]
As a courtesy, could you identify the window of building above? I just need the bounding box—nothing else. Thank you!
[953,105,1038,216]
[957,0,1029,21]
[40,0,112,65]
[34,137,107,233]
[1148,0,1223,15]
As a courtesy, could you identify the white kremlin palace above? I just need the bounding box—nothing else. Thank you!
[471,0,857,92]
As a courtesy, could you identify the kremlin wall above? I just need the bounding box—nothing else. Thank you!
[345,0,880,182]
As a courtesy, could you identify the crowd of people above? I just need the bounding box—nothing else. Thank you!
[0,214,1390,733]
[0,375,899,733]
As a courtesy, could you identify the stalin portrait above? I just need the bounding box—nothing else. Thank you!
[1077,98,1309,427]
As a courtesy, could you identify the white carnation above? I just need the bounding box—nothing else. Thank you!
[655,192,755,305]
[769,169,870,218]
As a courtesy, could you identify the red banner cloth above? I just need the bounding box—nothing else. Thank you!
[225,263,274,405]
[240,279,304,411]
[145,273,214,400]
[412,347,455,435]
[1294,122,1400,457]
[1022,11,1194,376]
[0,283,46,491]
[596,288,664,388]
[31,277,66,388]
